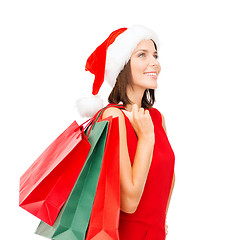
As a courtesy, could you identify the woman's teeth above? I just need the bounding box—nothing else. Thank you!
[144,73,157,76]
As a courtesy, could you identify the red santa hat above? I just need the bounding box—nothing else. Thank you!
[76,24,160,118]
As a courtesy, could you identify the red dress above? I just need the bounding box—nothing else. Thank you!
[103,103,175,240]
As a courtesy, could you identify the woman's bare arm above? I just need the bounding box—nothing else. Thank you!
[102,107,155,214]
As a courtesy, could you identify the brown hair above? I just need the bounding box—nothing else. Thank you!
[108,40,157,109]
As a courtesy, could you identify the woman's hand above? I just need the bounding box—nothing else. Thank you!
[122,104,155,141]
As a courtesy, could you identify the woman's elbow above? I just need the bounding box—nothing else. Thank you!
[121,205,137,214]
[120,196,138,214]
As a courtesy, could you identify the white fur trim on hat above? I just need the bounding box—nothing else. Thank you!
[75,94,104,118]
[104,24,160,88]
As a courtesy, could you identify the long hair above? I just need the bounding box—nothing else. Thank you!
[108,40,157,109]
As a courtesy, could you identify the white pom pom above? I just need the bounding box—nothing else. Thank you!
[75,94,104,118]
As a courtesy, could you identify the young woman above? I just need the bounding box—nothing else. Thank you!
[77,25,175,240]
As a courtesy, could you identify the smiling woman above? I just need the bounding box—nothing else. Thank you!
[76,24,175,240]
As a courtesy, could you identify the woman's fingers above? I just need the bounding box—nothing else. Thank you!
[132,104,145,118]
[123,104,148,120]
[121,104,154,140]
[132,104,138,119]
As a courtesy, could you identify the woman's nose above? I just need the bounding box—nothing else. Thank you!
[150,56,160,69]
[150,55,158,65]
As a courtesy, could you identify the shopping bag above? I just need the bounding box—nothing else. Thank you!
[85,109,120,240]
[35,116,110,239]
[35,104,122,240]
[19,119,92,226]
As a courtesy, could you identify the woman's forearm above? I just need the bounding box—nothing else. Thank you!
[131,137,155,207]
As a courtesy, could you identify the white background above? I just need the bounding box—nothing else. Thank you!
[1,0,245,239]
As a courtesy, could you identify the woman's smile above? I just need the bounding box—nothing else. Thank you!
[144,71,159,80]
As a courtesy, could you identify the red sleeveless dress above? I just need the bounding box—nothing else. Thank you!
[103,103,175,240]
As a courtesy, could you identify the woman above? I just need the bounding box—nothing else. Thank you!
[77,25,175,240]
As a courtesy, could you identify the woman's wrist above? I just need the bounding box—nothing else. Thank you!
[138,134,155,145]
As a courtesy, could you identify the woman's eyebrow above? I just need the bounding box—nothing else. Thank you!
[135,49,158,54]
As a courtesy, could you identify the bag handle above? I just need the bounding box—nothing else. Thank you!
[86,104,125,137]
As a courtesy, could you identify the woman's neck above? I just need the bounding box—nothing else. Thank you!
[124,86,145,111]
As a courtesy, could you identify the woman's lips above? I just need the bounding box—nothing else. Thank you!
[144,72,158,79]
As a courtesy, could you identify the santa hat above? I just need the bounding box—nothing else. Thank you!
[75,24,160,118]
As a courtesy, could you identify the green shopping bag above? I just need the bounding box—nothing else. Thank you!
[35,116,109,240]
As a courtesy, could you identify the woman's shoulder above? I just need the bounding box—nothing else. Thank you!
[101,104,163,120]
[100,105,129,138]
[101,104,125,120]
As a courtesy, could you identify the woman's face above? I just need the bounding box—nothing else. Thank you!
[130,39,161,90]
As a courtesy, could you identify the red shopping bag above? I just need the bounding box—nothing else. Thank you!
[85,105,122,240]
[19,120,92,226]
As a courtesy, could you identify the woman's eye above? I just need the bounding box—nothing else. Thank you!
[154,55,159,59]
[138,53,145,57]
